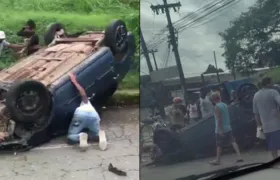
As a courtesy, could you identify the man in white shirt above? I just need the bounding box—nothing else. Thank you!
[67,72,107,151]
[0,31,25,56]
[188,99,200,122]
[0,31,10,56]
[199,89,214,118]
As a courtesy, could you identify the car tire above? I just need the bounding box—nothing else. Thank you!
[44,23,65,45]
[5,80,52,123]
[104,20,128,54]
[236,83,258,107]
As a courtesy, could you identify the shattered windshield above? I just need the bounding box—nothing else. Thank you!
[140,0,280,179]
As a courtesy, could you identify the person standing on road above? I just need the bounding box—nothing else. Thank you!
[210,91,243,165]
[165,97,188,130]
[199,89,214,118]
[230,90,238,105]
[67,72,107,151]
[253,77,280,159]
[188,99,199,122]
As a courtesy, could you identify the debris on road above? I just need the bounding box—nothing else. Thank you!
[108,163,127,176]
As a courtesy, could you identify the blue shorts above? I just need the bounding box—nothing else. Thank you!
[265,129,280,151]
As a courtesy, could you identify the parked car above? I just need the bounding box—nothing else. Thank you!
[0,19,136,150]
[151,80,259,164]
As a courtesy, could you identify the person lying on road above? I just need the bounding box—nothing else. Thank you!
[0,31,25,56]
[67,72,107,151]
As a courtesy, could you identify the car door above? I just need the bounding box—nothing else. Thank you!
[50,49,116,132]
[84,49,117,98]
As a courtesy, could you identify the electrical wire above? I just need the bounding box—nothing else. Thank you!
[161,44,169,67]
[189,0,241,28]
[178,0,241,32]
[164,45,171,67]
[149,0,236,48]
[167,49,173,67]
[146,0,222,47]
[146,0,240,49]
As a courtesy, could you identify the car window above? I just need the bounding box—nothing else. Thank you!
[140,0,277,179]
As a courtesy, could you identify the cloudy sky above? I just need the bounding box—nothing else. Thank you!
[140,0,257,77]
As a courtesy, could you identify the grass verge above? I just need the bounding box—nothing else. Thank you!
[108,89,139,106]
[0,9,139,89]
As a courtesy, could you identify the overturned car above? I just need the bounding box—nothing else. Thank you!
[0,20,136,150]
[151,80,262,164]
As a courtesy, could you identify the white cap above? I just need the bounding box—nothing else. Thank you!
[0,31,6,39]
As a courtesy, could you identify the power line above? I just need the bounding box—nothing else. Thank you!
[146,0,240,50]
[146,0,222,47]
[178,0,241,32]
[149,0,237,49]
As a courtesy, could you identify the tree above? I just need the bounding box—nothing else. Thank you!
[219,0,280,76]
[203,64,224,74]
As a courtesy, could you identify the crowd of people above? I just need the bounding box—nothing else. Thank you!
[0,19,39,58]
[163,76,280,164]
[0,19,85,59]
[164,88,217,127]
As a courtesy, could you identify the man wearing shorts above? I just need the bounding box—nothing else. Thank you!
[210,91,243,165]
[253,77,280,159]
[67,72,107,151]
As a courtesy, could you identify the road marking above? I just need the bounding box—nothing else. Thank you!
[32,142,112,150]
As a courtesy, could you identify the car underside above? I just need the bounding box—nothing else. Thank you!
[0,19,134,151]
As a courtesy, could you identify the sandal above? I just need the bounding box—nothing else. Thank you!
[210,160,220,165]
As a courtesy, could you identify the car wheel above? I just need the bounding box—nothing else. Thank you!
[236,83,258,107]
[5,80,52,123]
[104,20,128,54]
[44,23,65,45]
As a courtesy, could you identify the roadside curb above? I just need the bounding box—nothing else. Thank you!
[107,89,139,106]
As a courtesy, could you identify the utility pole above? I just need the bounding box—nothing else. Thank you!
[150,0,188,104]
[140,28,153,73]
[148,49,159,70]
[213,51,221,83]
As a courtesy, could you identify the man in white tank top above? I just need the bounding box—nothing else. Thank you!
[199,90,214,118]
[67,72,107,151]
[188,100,199,121]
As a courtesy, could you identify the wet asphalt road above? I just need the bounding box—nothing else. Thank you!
[0,106,139,180]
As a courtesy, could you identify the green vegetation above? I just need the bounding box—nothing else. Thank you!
[259,67,280,84]
[220,0,280,76]
[108,89,140,106]
[0,0,139,89]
